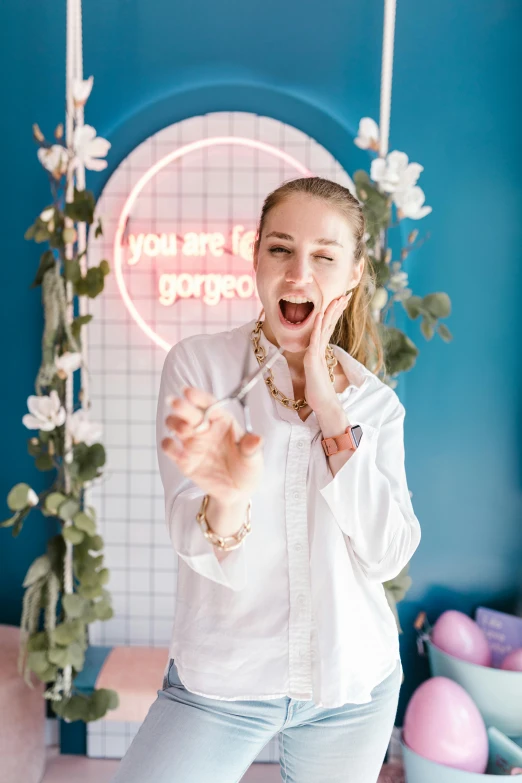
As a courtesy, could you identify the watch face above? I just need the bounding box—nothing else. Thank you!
[351,425,363,448]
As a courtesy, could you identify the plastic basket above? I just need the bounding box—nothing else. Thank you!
[425,638,522,738]
[401,738,515,782]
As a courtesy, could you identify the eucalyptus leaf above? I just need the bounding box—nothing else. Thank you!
[12,506,32,537]
[35,453,54,472]
[379,325,419,374]
[23,555,51,587]
[7,482,33,511]
[421,318,435,340]
[62,593,89,619]
[52,620,83,647]
[73,512,96,536]
[45,492,67,515]
[62,526,84,545]
[77,583,104,599]
[88,688,119,721]
[423,292,451,319]
[88,535,104,552]
[48,641,85,669]
[403,295,424,320]
[438,323,453,342]
[64,187,95,224]
[71,314,93,345]
[26,631,48,652]
[52,693,90,722]
[93,600,113,621]
[27,650,57,681]
[0,513,17,528]
[64,259,82,284]
[58,497,81,521]
[27,439,42,457]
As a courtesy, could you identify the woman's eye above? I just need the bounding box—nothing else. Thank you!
[269,247,333,262]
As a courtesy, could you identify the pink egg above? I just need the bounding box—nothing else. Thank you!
[500,648,522,672]
[403,676,489,773]
[431,610,492,667]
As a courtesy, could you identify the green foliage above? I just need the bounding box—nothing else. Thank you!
[52,688,119,722]
[3,121,116,722]
[69,442,106,483]
[64,187,95,224]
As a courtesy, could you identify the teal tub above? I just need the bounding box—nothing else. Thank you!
[401,738,516,782]
[425,638,522,739]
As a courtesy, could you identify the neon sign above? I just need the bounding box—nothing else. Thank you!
[113,136,313,351]
[128,225,256,264]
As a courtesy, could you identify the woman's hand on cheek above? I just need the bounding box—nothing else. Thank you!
[303,295,348,413]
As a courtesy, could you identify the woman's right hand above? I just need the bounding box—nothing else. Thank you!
[161,386,264,506]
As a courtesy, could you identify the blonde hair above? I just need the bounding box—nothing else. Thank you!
[253,176,385,374]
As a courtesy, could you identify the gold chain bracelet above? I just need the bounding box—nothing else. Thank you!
[196,494,252,551]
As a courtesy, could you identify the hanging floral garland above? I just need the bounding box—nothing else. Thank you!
[0,77,118,723]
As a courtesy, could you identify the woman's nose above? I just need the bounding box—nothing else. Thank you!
[285,255,313,284]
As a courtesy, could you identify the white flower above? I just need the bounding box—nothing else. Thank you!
[67,409,103,447]
[27,488,39,506]
[72,76,94,107]
[40,207,55,222]
[55,352,82,379]
[393,186,432,220]
[23,390,66,432]
[73,125,111,171]
[354,118,380,151]
[395,287,412,302]
[389,270,409,292]
[37,145,69,178]
[371,287,388,312]
[370,151,423,194]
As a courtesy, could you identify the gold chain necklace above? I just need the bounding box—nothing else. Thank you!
[250,319,337,411]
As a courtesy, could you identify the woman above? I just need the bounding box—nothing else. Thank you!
[112,177,421,783]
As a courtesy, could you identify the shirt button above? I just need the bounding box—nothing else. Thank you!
[293,492,299,500]
[297,594,306,605]
[297,441,304,449]
[294,542,302,552]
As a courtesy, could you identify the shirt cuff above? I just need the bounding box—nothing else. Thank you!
[168,487,248,592]
[317,416,421,583]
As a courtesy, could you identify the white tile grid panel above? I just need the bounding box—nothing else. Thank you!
[85,111,352,759]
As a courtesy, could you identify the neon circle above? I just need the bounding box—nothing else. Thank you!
[113,136,313,352]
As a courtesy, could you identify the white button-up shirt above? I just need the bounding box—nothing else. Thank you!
[156,318,421,708]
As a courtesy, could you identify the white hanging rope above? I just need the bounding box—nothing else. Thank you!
[379,0,396,158]
[63,0,87,698]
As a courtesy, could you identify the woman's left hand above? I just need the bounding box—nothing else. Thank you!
[303,294,349,413]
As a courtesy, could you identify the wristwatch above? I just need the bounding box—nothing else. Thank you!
[321,424,363,457]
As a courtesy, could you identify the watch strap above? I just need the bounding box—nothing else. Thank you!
[322,425,359,457]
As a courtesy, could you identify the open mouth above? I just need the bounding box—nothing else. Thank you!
[279,299,315,327]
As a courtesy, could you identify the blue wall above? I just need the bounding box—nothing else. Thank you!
[1,0,521,725]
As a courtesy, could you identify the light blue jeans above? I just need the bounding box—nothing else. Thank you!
[110,657,402,783]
